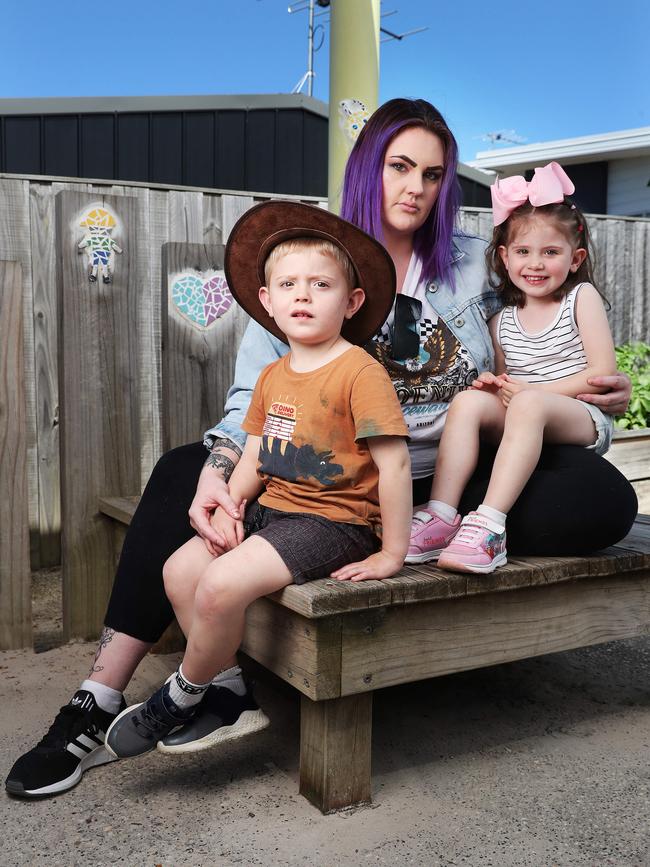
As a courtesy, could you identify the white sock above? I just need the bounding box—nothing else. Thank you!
[167,664,211,709]
[426,500,458,524]
[80,679,123,715]
[477,503,507,528]
[212,665,246,697]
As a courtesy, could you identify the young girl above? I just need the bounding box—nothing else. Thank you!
[406,161,617,573]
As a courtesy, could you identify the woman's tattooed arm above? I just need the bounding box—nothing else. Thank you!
[204,437,243,481]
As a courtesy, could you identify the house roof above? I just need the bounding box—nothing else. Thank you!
[469,127,650,174]
[0,93,329,117]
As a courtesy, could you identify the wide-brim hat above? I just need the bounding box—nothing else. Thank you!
[224,200,396,345]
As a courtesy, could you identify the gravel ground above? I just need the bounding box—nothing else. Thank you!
[2,625,649,866]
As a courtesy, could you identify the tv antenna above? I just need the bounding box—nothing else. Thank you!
[288,0,330,97]
[288,2,428,96]
[481,129,527,145]
[379,9,428,44]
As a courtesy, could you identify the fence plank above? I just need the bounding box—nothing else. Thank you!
[0,261,31,648]
[29,184,61,566]
[0,178,40,566]
[161,242,249,451]
[202,193,223,245]
[221,194,255,242]
[57,191,141,639]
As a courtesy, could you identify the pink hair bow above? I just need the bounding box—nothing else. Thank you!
[490,162,575,226]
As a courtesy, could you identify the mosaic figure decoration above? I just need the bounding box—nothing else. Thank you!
[338,98,370,145]
[171,271,233,329]
[78,207,123,283]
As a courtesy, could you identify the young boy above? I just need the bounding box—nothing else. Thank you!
[105,201,412,758]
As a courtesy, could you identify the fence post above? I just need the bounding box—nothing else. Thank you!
[56,192,140,640]
[0,260,31,649]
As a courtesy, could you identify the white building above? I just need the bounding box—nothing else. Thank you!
[470,127,650,217]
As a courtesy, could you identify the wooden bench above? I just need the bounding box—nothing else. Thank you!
[99,495,650,813]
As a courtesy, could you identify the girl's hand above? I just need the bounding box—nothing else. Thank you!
[577,372,632,416]
[330,550,404,582]
[499,374,527,407]
[471,371,503,393]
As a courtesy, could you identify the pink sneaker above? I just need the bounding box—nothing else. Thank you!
[437,512,507,574]
[405,508,461,563]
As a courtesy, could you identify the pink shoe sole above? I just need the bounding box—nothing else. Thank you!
[437,551,508,574]
[404,548,444,564]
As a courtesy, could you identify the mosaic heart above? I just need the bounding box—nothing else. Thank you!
[171,273,233,328]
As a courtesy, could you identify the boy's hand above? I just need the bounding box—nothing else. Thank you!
[189,468,241,555]
[471,371,504,394]
[210,499,246,553]
[330,550,404,582]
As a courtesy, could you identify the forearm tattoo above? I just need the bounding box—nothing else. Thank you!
[205,438,242,481]
[89,626,115,674]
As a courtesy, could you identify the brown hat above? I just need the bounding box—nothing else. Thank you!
[224,200,396,345]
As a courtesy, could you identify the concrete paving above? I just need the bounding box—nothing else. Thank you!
[2,637,649,866]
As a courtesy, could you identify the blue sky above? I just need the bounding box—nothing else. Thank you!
[2,0,649,162]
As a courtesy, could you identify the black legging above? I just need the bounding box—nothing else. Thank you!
[105,441,638,643]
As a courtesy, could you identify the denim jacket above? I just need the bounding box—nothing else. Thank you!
[204,232,502,452]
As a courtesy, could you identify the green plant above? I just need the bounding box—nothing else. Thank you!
[614,342,650,430]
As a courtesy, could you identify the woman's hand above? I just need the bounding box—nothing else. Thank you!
[330,549,404,582]
[576,372,632,416]
[471,371,504,394]
[189,466,242,556]
[210,499,247,553]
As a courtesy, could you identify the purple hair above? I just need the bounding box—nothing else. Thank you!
[340,98,461,287]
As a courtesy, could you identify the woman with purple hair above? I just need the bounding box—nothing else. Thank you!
[7,99,637,799]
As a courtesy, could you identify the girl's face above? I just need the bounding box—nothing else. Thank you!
[381,127,445,240]
[499,215,586,301]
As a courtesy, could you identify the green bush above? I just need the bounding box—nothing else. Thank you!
[615,342,650,430]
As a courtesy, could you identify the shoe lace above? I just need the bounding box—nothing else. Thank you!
[454,518,488,546]
[133,700,172,739]
[37,704,93,749]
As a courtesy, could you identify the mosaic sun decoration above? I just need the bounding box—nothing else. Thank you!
[338,98,370,145]
[78,207,122,283]
[171,272,233,329]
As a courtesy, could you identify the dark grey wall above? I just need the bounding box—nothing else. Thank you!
[0,108,328,197]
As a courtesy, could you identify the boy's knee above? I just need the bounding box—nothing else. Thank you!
[194,573,241,620]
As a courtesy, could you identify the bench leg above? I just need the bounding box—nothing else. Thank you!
[299,692,372,812]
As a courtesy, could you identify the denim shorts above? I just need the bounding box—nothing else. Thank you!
[243,502,380,585]
[580,401,614,456]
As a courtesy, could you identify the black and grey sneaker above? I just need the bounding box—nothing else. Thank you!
[105,682,197,759]
[157,683,270,755]
[5,689,125,798]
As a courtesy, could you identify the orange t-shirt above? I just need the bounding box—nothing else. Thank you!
[242,345,408,532]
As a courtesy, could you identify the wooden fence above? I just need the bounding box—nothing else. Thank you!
[0,172,649,648]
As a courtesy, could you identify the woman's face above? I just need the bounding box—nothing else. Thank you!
[381,127,445,240]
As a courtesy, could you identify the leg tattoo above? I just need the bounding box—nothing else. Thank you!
[89,627,116,674]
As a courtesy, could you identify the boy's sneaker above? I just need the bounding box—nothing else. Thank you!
[5,689,125,798]
[105,681,197,759]
[405,508,461,563]
[437,512,507,574]
[158,683,270,754]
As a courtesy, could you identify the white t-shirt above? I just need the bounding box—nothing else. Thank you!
[366,255,479,478]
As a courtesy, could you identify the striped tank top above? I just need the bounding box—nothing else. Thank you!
[497,284,588,382]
